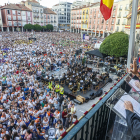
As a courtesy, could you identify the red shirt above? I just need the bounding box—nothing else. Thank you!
[62,111,67,118]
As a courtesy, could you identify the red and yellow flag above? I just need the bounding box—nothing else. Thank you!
[100,0,114,20]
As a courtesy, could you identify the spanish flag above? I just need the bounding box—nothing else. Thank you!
[100,0,114,20]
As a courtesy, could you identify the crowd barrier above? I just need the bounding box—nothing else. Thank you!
[58,73,128,140]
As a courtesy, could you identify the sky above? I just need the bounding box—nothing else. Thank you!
[0,0,76,8]
[0,0,120,8]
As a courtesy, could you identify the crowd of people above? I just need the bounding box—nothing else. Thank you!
[0,31,96,140]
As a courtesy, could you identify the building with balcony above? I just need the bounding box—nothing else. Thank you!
[115,0,130,32]
[125,0,140,38]
[44,8,58,31]
[71,6,82,33]
[0,8,3,31]
[71,2,118,38]
[21,0,44,26]
[52,2,72,31]
[1,3,32,32]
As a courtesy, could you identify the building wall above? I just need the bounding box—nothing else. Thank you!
[115,0,130,32]
[52,2,72,31]
[0,9,3,29]
[81,7,89,30]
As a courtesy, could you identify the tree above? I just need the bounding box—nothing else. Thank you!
[42,26,46,32]
[33,24,42,31]
[99,32,129,58]
[24,24,34,31]
[46,24,53,31]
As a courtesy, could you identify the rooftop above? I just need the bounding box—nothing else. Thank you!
[44,8,57,15]
[1,3,32,11]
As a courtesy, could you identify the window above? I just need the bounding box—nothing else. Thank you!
[22,22,26,26]
[97,25,99,29]
[102,19,104,24]
[22,16,26,21]
[101,26,103,29]
[111,26,113,31]
[117,19,120,24]
[117,26,119,31]
[13,22,17,26]
[98,19,99,24]
[7,15,11,20]
[113,6,116,11]
[98,13,100,18]
[119,5,122,10]
[126,4,129,10]
[123,19,126,24]
[106,20,108,24]
[122,27,125,32]
[22,11,25,16]
[8,21,12,26]
[13,16,16,20]
[17,11,20,15]
[18,16,21,20]
[27,12,30,16]
[106,26,108,30]
[112,19,114,24]
[12,10,16,15]
[7,10,10,14]
[28,17,31,21]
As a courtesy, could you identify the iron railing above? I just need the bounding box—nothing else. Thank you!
[59,74,127,140]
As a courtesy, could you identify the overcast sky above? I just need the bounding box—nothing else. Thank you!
[0,0,120,8]
[0,0,76,8]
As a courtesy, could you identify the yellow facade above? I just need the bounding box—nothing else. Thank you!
[81,7,89,30]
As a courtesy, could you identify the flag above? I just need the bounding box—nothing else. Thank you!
[100,0,114,20]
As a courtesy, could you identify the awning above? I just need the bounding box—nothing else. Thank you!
[85,49,103,58]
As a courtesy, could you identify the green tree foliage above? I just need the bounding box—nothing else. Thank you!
[46,24,54,31]
[33,24,42,31]
[24,23,34,30]
[99,32,129,57]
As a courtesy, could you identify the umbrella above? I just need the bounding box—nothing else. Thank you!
[85,49,103,58]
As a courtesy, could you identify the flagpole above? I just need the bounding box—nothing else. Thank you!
[127,0,139,69]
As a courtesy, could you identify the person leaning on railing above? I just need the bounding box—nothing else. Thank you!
[125,58,140,140]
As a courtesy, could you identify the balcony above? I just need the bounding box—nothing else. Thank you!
[116,23,120,25]
[37,20,39,23]
[18,23,21,26]
[41,20,43,23]
[119,8,122,11]
[125,7,129,11]
[8,23,12,26]
[36,16,39,18]
[14,23,17,26]
[122,23,126,25]
[51,21,53,23]
[117,15,121,18]
[36,10,39,13]
[40,11,43,13]
[34,15,36,18]
[41,16,43,19]
[123,15,127,18]
[54,21,56,23]
[18,18,21,21]
[33,10,36,13]
[7,18,12,20]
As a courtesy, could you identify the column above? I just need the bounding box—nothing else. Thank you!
[108,32,110,36]
[103,31,105,38]
[87,30,88,35]
[91,30,92,36]
[7,27,9,32]
[1,27,3,32]
[81,31,83,39]
[78,28,80,33]
[22,27,23,32]
[99,31,100,37]
[95,29,96,36]
[12,27,14,32]
[70,28,71,33]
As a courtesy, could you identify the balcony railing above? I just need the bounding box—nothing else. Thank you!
[122,23,126,25]
[116,23,120,25]
[117,15,121,18]
[14,23,17,26]
[18,18,21,21]
[119,8,122,11]
[8,18,12,20]
[125,7,129,10]
[8,23,12,26]
[40,11,43,13]
[59,76,127,140]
